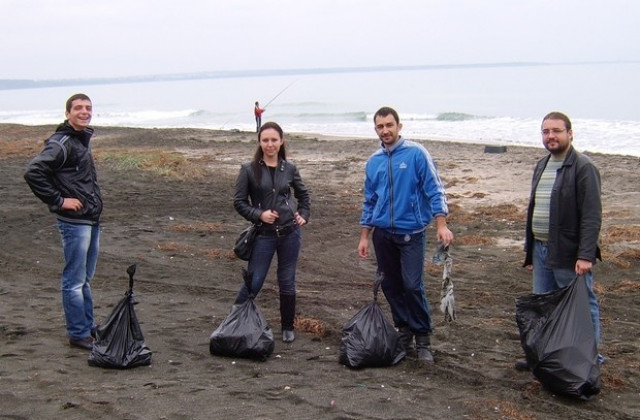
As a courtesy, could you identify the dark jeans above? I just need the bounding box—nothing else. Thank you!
[372,228,432,334]
[236,227,301,303]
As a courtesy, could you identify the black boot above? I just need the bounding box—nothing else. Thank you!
[397,326,414,355]
[280,294,296,343]
[415,334,434,363]
[514,359,530,371]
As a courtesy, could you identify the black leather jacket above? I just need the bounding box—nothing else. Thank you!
[234,159,310,232]
[524,146,602,268]
[24,122,103,224]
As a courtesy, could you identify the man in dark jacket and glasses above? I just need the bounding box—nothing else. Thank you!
[516,111,603,370]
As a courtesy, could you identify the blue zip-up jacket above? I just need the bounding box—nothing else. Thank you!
[360,137,448,234]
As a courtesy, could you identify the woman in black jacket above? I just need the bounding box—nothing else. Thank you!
[233,122,311,343]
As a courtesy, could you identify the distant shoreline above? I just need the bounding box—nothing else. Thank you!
[1,60,636,91]
[6,122,638,159]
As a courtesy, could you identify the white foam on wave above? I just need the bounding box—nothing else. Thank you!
[0,109,61,125]
[2,108,639,157]
[277,116,640,156]
[94,109,200,127]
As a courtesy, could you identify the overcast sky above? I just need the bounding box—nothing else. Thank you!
[1,0,638,80]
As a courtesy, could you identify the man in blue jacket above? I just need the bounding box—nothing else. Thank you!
[358,106,454,363]
[24,93,102,351]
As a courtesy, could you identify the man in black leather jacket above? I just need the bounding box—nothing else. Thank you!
[24,93,102,351]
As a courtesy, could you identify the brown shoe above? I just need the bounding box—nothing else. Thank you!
[69,337,94,350]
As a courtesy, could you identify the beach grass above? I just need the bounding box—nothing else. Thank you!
[96,149,207,180]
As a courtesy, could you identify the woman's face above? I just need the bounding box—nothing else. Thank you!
[259,128,283,160]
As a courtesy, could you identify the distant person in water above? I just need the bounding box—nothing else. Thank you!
[254,101,264,132]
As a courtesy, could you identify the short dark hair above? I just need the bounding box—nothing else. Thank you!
[66,93,91,113]
[374,106,400,124]
[542,111,572,131]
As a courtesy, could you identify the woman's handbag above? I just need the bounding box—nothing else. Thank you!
[233,224,257,261]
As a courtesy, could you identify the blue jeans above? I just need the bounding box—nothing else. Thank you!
[236,228,301,302]
[57,220,100,341]
[372,228,432,335]
[532,240,601,345]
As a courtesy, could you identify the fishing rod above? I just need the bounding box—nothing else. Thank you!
[221,80,296,130]
[262,80,297,109]
[220,115,236,130]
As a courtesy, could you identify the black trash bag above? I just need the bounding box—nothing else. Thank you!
[339,271,406,369]
[88,264,152,369]
[515,275,601,400]
[209,269,274,361]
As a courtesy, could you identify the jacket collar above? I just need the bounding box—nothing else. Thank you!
[259,158,287,171]
[562,146,577,166]
[56,120,94,146]
[543,145,576,167]
[381,136,405,153]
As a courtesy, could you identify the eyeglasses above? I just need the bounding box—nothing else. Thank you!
[541,128,567,136]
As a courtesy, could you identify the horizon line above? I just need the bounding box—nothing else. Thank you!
[1,60,637,91]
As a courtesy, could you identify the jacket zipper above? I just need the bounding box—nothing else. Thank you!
[387,149,394,231]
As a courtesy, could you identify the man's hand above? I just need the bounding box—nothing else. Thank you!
[61,198,83,212]
[575,259,593,276]
[435,216,454,246]
[358,228,371,259]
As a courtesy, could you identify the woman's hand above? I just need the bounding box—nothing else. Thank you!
[260,209,280,224]
[294,212,307,226]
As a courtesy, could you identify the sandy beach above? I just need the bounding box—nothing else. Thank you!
[1,123,638,420]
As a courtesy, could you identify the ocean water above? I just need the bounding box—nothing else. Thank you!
[1,62,639,156]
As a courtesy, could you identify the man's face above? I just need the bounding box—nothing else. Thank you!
[541,118,572,155]
[374,114,402,147]
[65,99,92,131]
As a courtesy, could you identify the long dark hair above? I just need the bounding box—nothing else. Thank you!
[251,122,287,184]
